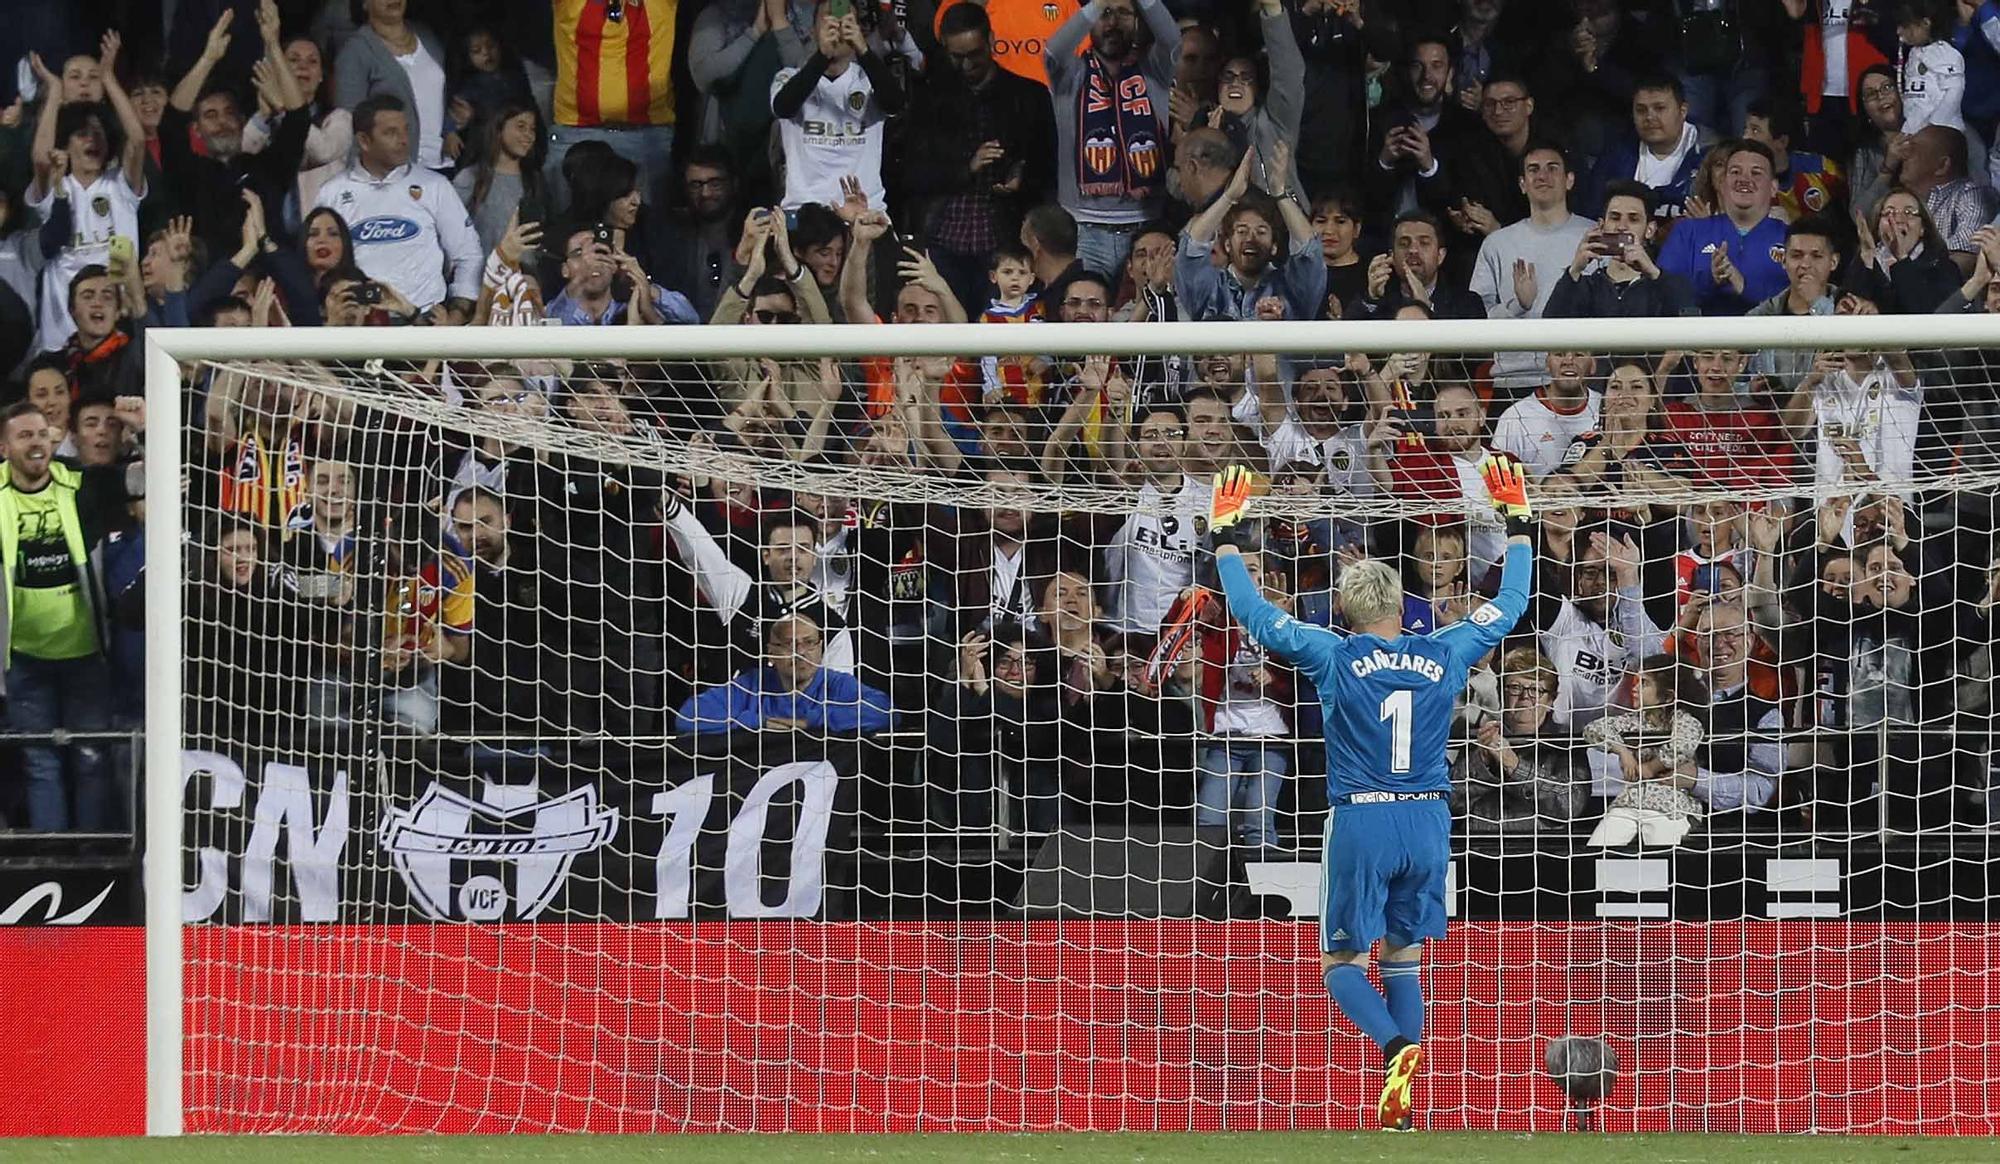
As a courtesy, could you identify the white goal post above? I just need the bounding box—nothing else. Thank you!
[142,313,2000,1137]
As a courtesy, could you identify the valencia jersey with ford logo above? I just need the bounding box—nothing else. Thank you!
[314,163,485,309]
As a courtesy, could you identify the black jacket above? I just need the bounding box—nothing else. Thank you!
[159,103,311,259]
[898,63,1057,251]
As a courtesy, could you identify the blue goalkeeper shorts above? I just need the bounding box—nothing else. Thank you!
[1319,798,1451,954]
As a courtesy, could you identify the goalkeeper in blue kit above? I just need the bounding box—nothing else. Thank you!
[1208,456,1534,1130]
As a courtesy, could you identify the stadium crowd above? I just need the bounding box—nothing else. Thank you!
[0,0,1997,844]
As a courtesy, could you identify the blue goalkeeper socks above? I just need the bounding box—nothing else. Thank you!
[1324,963,1403,1052]
[1379,961,1424,1046]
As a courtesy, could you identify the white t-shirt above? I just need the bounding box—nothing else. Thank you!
[396,42,449,169]
[1822,0,1851,98]
[1815,364,1923,493]
[771,62,887,211]
[1635,123,1700,189]
[29,168,144,352]
[314,163,485,308]
[1901,40,1966,134]
[1493,389,1603,479]
[1104,476,1202,634]
[1541,600,1622,730]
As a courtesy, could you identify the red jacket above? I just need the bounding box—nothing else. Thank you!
[1798,10,1892,114]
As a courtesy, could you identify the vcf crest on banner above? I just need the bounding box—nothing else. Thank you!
[382,783,618,921]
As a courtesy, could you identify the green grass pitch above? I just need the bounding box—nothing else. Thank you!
[9,1134,2000,1163]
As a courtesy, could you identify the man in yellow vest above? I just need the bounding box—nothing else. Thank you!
[0,402,126,831]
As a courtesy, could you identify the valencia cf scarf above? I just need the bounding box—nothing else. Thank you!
[220,426,308,528]
[1076,53,1164,201]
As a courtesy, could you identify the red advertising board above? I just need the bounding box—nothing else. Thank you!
[4,921,1995,1137]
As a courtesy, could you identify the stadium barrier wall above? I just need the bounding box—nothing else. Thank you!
[4,920,1994,1136]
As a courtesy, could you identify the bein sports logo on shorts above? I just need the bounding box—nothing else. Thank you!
[351,216,423,245]
[381,783,618,921]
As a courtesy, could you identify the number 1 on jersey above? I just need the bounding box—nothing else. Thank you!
[1379,689,1412,773]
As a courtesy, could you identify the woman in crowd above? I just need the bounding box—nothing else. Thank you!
[334,0,451,171]
[1454,647,1589,833]
[1848,187,1961,313]
[241,34,354,216]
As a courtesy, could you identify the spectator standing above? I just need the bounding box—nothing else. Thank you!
[1287,0,1380,198]
[1657,140,1788,315]
[240,33,357,219]
[453,101,547,257]
[1045,0,1179,278]
[1850,64,1906,220]
[1194,548,1294,854]
[1469,142,1593,392]
[1453,647,1589,832]
[1438,73,1539,251]
[770,3,905,211]
[1101,403,1203,635]
[334,0,451,171]
[649,147,747,322]
[902,2,1058,317]
[1176,148,1325,322]
[1745,216,1854,394]
[1212,0,1306,199]
[1367,381,1507,573]
[1546,181,1697,319]
[1894,0,1965,135]
[1846,187,1960,312]
[1964,0,2000,185]
[545,0,680,206]
[314,95,484,320]
[1659,349,1797,488]
[1539,533,1666,730]
[1366,34,1481,221]
[1347,211,1484,321]
[26,40,149,354]
[0,401,127,830]
[1782,0,1894,157]
[164,9,311,262]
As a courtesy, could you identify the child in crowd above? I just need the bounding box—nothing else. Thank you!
[979,243,1047,404]
[1585,655,1708,844]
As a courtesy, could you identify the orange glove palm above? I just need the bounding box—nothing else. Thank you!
[1479,454,1533,532]
[1209,464,1256,548]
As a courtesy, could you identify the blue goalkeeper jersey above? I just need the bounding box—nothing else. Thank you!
[1217,542,1531,798]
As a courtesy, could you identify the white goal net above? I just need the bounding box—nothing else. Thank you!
[153,318,2000,1135]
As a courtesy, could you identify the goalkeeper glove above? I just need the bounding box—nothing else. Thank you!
[1209,464,1256,550]
[1479,453,1535,538]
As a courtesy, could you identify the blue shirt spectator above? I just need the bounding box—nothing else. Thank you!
[1175,157,1327,322]
[545,225,699,325]
[675,614,894,735]
[1656,141,1789,315]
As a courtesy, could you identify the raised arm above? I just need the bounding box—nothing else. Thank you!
[171,12,234,112]
[1435,457,1534,668]
[662,495,755,622]
[1044,2,1096,88]
[96,33,148,195]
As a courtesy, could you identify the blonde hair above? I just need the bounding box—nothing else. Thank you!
[1338,558,1403,627]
